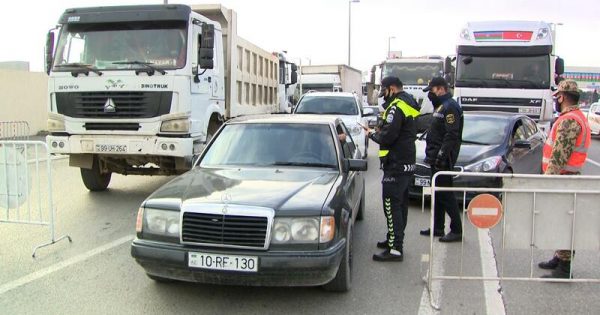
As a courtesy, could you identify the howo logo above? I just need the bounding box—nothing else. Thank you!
[105,79,125,90]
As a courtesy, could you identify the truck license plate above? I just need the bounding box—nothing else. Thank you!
[188,252,258,272]
[95,144,127,153]
[414,177,431,187]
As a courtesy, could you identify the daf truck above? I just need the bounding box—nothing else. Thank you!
[453,21,564,129]
[45,4,297,191]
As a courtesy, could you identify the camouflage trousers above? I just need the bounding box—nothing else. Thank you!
[555,250,575,262]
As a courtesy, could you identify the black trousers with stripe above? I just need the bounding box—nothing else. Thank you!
[381,171,411,249]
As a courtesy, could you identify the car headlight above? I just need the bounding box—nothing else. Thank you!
[350,125,362,136]
[142,208,180,238]
[464,156,503,172]
[271,216,334,244]
[160,118,190,133]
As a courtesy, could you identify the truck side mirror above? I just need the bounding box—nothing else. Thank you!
[444,56,452,74]
[555,57,564,75]
[45,31,55,75]
[199,24,215,69]
[290,63,298,72]
[290,70,298,85]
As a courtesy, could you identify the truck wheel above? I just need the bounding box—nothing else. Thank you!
[323,225,353,292]
[80,158,111,191]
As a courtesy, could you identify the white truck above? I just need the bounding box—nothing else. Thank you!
[453,21,564,129]
[44,4,297,191]
[299,65,363,103]
[369,56,447,114]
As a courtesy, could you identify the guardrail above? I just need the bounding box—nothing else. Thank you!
[0,140,71,257]
[0,121,29,140]
[425,171,600,310]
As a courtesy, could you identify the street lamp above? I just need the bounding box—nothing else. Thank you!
[348,0,360,66]
[387,36,396,59]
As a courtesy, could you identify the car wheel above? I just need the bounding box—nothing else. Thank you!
[146,273,175,283]
[356,186,365,221]
[323,224,353,292]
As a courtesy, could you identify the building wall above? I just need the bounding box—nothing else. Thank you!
[0,70,48,136]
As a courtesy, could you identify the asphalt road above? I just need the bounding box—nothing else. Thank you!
[1,137,600,314]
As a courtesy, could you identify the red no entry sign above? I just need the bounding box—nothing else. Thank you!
[467,193,503,229]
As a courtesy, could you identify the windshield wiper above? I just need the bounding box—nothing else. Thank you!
[271,161,337,168]
[55,63,103,77]
[462,140,492,145]
[112,61,166,75]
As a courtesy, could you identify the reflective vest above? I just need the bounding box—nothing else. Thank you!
[542,109,591,174]
[378,98,420,158]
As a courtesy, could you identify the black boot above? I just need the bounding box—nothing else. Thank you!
[538,256,560,270]
[373,248,403,262]
[420,228,444,237]
[542,260,572,279]
[376,240,389,249]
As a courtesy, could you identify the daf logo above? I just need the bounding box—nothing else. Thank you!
[462,97,478,102]
[103,98,116,113]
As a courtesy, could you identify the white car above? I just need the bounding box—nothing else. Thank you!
[294,92,374,159]
[586,102,600,136]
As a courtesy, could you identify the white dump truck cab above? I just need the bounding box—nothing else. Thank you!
[44,4,282,191]
[454,21,565,130]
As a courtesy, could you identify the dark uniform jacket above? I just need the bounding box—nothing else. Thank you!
[369,92,419,173]
[425,93,463,168]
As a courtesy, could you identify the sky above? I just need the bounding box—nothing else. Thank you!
[1,0,599,73]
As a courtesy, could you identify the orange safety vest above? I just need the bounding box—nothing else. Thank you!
[542,109,591,174]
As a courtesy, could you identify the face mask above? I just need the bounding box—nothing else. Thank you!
[428,91,441,107]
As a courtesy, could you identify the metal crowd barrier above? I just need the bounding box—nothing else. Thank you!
[0,140,71,257]
[425,171,600,310]
[0,121,30,140]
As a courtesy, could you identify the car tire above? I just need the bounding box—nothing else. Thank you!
[146,273,175,283]
[356,186,365,221]
[323,224,353,292]
[80,157,111,192]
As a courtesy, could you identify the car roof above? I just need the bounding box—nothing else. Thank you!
[301,92,357,98]
[227,114,341,125]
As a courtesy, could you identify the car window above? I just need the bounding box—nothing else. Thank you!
[462,116,509,145]
[295,96,359,115]
[200,123,338,168]
[522,118,538,138]
[336,123,356,158]
[512,121,528,141]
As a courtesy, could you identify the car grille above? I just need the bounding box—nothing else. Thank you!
[55,91,172,119]
[182,212,269,249]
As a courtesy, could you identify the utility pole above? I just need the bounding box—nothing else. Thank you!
[348,0,359,66]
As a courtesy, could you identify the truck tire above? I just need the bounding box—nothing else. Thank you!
[80,158,111,191]
[323,225,353,292]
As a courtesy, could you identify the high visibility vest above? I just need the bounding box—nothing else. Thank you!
[378,98,420,158]
[542,109,591,174]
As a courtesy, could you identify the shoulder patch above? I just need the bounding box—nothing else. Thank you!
[386,113,394,123]
[446,113,455,124]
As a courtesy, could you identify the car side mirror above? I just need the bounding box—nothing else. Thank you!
[344,158,367,172]
[513,139,531,149]
[362,108,374,117]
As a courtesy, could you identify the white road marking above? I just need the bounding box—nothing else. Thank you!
[418,241,446,314]
[586,158,600,168]
[0,235,134,296]
[478,228,506,315]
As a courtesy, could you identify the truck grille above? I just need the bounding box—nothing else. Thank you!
[182,212,269,249]
[55,91,172,119]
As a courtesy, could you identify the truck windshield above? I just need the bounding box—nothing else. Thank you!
[200,123,338,168]
[295,96,358,115]
[53,21,187,71]
[382,62,443,86]
[456,55,550,89]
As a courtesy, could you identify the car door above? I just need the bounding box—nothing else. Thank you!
[337,122,361,221]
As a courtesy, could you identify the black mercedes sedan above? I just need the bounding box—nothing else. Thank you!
[409,112,545,199]
[131,115,367,292]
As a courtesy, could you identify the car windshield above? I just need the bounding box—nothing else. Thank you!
[200,123,338,168]
[456,55,550,89]
[295,96,358,115]
[382,62,443,86]
[53,21,187,71]
[462,116,510,145]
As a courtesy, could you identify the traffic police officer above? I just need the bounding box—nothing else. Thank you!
[420,77,464,242]
[364,76,419,261]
